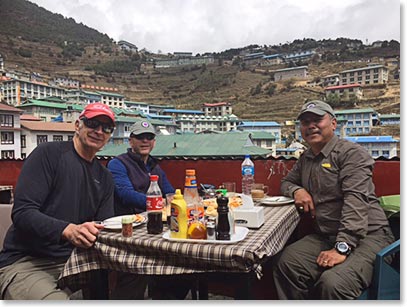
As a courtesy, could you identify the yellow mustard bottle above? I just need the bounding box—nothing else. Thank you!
[170,189,188,239]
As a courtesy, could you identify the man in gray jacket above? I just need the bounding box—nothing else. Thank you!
[273,100,394,299]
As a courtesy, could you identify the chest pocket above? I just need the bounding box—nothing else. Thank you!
[318,161,341,196]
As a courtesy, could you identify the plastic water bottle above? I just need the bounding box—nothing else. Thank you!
[241,154,254,196]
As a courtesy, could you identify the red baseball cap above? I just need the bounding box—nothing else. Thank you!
[79,103,115,124]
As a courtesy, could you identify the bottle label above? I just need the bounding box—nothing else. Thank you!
[187,207,205,225]
[242,166,254,176]
[147,196,163,211]
[185,178,197,188]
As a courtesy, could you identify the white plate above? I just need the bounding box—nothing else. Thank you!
[162,226,249,244]
[102,214,147,230]
[260,196,295,206]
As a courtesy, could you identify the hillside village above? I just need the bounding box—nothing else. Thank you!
[0,0,400,161]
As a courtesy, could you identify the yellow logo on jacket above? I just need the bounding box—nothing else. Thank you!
[321,163,331,168]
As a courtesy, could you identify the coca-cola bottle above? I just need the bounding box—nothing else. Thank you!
[146,175,163,234]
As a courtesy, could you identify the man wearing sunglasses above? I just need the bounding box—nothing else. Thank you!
[0,103,116,299]
[108,119,192,299]
[108,119,174,216]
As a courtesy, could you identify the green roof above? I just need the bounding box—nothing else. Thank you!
[18,100,69,109]
[250,131,276,140]
[98,133,272,158]
[335,108,375,114]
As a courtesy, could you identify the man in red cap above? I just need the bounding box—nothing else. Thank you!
[0,103,116,299]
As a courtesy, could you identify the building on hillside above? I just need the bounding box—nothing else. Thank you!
[174,52,193,57]
[17,99,73,122]
[1,78,66,106]
[345,135,399,158]
[325,84,363,100]
[0,103,23,159]
[321,74,340,87]
[243,52,264,65]
[97,91,124,108]
[273,66,308,82]
[379,114,400,126]
[51,77,80,88]
[237,121,282,144]
[249,131,276,153]
[162,109,204,117]
[177,114,240,133]
[262,54,284,66]
[64,89,101,105]
[335,108,376,135]
[339,65,388,86]
[118,40,138,52]
[124,101,150,114]
[20,121,75,159]
[155,55,214,68]
[283,50,316,62]
[202,102,232,116]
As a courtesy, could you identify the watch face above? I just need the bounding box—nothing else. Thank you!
[336,242,351,255]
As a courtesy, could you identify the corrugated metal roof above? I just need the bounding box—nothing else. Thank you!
[335,108,375,114]
[0,103,22,113]
[239,121,281,127]
[21,121,75,132]
[98,133,272,158]
[345,136,399,143]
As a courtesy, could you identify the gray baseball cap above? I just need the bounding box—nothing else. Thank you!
[297,100,335,119]
[129,119,156,136]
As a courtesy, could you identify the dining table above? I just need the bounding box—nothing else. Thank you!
[57,203,300,299]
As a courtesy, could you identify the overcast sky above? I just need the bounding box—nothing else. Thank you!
[29,0,401,54]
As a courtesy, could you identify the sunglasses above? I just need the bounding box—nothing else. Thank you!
[132,133,155,141]
[82,117,115,134]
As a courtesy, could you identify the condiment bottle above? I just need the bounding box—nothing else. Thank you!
[183,169,204,225]
[121,215,133,237]
[216,195,230,240]
[170,189,188,239]
[187,215,207,240]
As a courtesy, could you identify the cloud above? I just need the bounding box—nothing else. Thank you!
[30,0,401,54]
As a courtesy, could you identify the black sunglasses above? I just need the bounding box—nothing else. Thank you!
[132,133,155,141]
[82,117,115,134]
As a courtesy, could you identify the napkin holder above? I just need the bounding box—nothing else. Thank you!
[233,206,264,228]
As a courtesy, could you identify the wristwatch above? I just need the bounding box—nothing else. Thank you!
[335,241,352,256]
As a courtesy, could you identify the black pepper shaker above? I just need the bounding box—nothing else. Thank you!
[216,195,230,240]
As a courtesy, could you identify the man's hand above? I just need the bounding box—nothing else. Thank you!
[317,248,347,268]
[293,188,316,218]
[62,222,104,249]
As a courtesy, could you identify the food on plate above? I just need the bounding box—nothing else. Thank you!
[228,195,243,209]
[132,214,144,223]
[202,198,217,208]
[205,205,218,217]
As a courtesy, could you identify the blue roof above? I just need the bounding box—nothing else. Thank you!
[263,54,283,59]
[238,121,281,127]
[163,109,204,114]
[345,136,399,143]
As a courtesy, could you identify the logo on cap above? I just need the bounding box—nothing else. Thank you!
[306,103,316,109]
[141,121,150,128]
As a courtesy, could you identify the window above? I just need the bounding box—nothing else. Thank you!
[53,135,63,142]
[372,150,379,156]
[1,132,14,144]
[21,135,26,148]
[37,135,48,145]
[382,150,390,157]
[0,114,14,127]
[1,150,14,159]
[67,135,74,141]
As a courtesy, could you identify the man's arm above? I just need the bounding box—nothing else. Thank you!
[108,158,147,211]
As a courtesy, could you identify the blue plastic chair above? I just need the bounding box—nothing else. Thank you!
[358,195,400,300]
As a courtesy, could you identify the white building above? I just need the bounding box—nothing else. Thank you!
[0,103,23,159]
[325,84,363,100]
[273,66,308,82]
[20,121,75,158]
[202,102,232,116]
[345,136,399,158]
[339,65,388,86]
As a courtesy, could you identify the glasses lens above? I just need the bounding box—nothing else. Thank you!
[135,133,155,141]
[82,118,114,134]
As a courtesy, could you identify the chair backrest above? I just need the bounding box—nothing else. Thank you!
[0,204,13,249]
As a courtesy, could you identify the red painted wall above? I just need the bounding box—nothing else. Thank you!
[0,158,399,197]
